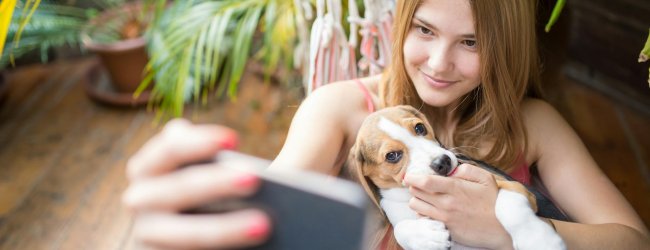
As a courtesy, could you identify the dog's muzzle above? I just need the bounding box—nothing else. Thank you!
[430,155,453,176]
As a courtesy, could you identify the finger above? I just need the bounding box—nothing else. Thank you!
[450,163,495,185]
[133,209,271,249]
[409,186,454,211]
[408,196,446,222]
[123,166,259,212]
[403,174,455,193]
[127,119,239,180]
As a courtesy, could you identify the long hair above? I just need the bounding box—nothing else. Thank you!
[379,0,542,171]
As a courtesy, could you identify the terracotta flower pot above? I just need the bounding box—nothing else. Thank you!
[81,2,150,93]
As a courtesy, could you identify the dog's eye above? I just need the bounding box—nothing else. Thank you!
[414,123,427,136]
[385,151,403,163]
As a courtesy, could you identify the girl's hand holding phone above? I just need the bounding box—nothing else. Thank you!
[122,119,272,249]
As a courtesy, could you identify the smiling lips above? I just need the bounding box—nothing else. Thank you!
[421,71,458,88]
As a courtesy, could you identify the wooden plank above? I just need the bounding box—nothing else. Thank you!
[558,82,650,225]
[567,0,650,98]
[0,61,94,216]
[0,62,69,145]
[57,112,159,250]
[619,108,650,225]
[0,108,144,249]
[0,63,146,249]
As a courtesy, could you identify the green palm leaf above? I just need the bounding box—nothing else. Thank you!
[1,3,90,68]
[142,0,302,119]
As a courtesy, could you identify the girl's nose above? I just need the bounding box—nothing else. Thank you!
[427,43,454,73]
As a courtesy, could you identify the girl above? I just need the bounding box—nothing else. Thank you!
[123,0,649,249]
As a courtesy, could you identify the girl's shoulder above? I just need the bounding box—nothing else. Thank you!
[520,98,566,127]
[520,98,576,162]
[302,76,381,117]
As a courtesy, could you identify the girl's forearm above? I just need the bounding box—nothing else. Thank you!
[553,220,650,250]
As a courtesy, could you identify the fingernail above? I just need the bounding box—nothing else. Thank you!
[246,216,270,239]
[234,174,259,188]
[219,131,239,150]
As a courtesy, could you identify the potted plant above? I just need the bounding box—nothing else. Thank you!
[0,0,153,106]
[80,0,154,106]
[80,1,150,93]
[138,0,305,118]
[0,1,95,105]
[1,2,91,68]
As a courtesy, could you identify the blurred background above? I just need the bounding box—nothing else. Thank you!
[0,0,648,249]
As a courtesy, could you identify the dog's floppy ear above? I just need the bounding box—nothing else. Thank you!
[347,142,383,212]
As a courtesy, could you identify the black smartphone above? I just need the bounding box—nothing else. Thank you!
[187,151,376,250]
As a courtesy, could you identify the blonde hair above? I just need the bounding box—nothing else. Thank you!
[379,0,542,170]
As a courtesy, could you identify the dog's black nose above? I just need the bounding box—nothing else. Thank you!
[430,155,452,176]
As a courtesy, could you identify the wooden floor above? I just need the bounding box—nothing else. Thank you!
[0,54,648,249]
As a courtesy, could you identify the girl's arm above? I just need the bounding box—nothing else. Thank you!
[269,79,373,175]
[122,78,374,249]
[524,99,650,249]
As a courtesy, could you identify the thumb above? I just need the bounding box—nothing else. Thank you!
[450,163,494,184]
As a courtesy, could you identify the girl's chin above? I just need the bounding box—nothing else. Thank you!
[419,95,454,108]
[414,88,453,107]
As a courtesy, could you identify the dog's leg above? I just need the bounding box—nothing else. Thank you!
[495,189,566,250]
[495,180,537,212]
[394,218,451,250]
[380,188,451,250]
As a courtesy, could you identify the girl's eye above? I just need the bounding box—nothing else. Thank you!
[462,39,477,48]
[414,123,427,136]
[385,151,403,164]
[416,25,433,36]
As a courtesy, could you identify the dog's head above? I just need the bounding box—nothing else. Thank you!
[348,105,458,208]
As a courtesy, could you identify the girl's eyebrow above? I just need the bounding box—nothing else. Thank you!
[413,16,476,39]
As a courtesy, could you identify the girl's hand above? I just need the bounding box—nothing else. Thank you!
[403,163,513,249]
[122,119,271,249]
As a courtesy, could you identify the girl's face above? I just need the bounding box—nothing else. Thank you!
[403,0,480,108]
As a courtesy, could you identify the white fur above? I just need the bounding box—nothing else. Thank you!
[377,117,456,250]
[380,188,451,250]
[495,190,566,250]
[375,117,566,250]
[377,117,457,184]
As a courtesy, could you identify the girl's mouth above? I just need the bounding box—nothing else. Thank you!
[421,71,458,88]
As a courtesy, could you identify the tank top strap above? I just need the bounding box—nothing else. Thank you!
[355,79,376,113]
[509,154,531,185]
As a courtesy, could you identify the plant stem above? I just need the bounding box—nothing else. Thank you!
[545,0,565,33]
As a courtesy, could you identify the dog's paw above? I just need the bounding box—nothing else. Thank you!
[394,219,451,250]
[495,190,566,250]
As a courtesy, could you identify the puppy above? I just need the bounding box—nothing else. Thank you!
[348,105,566,250]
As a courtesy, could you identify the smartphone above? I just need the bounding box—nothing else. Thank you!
[186,150,376,250]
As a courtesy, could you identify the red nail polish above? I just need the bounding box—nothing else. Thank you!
[246,217,270,239]
[219,132,239,150]
[235,174,258,188]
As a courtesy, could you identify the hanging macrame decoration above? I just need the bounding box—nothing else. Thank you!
[306,0,395,94]
[351,0,395,77]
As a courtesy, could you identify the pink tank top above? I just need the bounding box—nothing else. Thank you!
[355,79,375,113]
[509,155,531,185]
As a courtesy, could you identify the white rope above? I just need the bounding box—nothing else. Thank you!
[305,0,396,94]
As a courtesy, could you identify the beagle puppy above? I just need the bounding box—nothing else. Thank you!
[348,105,565,250]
